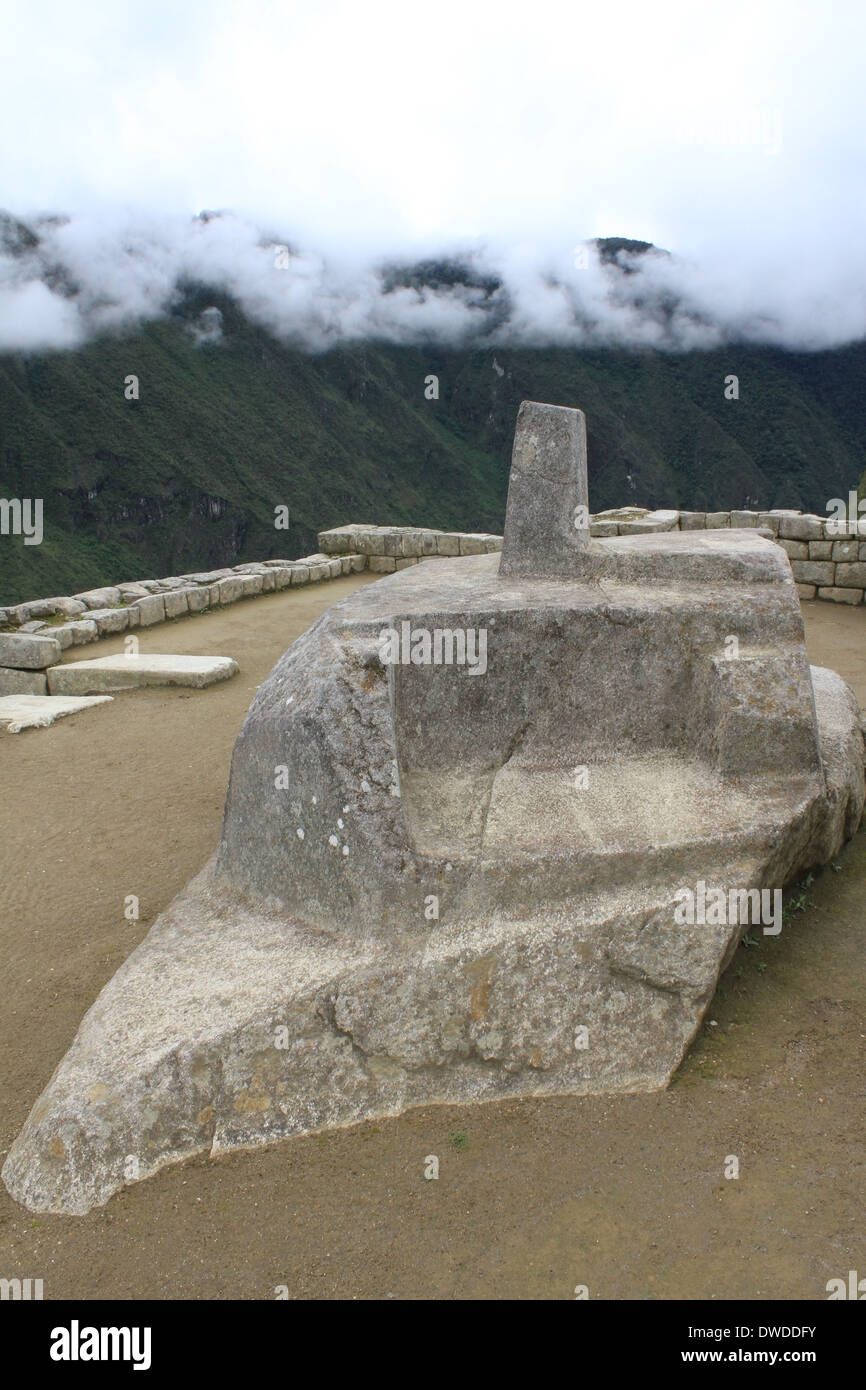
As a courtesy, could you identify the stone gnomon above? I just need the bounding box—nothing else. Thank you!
[4,402,865,1213]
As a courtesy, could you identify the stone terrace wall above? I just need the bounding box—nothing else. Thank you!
[0,507,861,679]
[0,553,368,650]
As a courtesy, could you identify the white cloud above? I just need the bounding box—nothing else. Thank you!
[0,0,864,351]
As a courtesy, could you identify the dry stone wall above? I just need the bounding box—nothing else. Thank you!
[0,537,499,691]
[0,511,861,691]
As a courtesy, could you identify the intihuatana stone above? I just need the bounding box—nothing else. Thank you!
[500,401,590,577]
[4,401,864,1216]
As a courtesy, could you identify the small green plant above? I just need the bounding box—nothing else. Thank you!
[780,870,818,922]
[450,1131,468,1150]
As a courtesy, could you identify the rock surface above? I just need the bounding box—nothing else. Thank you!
[500,401,590,576]
[0,632,62,670]
[0,668,47,696]
[4,402,864,1215]
[46,653,240,695]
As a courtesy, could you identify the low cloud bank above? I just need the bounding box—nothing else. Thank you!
[1,209,864,355]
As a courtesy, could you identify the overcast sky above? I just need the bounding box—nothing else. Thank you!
[1,0,865,351]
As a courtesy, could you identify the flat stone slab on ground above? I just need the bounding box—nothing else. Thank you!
[47,654,240,695]
[0,694,113,733]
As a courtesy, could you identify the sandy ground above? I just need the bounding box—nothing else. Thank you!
[0,581,864,1301]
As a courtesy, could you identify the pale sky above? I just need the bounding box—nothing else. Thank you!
[1,0,865,350]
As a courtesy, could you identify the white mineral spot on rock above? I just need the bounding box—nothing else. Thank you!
[360,779,371,793]
[337,818,344,829]
[342,804,350,813]
[328,835,339,847]
[342,845,349,856]
[296,828,305,840]
[312,796,318,805]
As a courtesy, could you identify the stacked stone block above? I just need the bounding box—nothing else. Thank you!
[0,532,505,681]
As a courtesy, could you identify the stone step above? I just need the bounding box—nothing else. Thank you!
[46,654,239,696]
[401,756,820,918]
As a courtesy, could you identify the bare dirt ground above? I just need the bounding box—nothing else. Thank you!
[0,582,864,1301]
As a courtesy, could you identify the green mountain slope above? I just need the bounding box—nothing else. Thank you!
[1,289,864,603]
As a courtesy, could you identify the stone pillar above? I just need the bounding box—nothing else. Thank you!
[499,400,590,578]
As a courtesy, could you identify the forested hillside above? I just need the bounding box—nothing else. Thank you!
[1,284,864,603]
